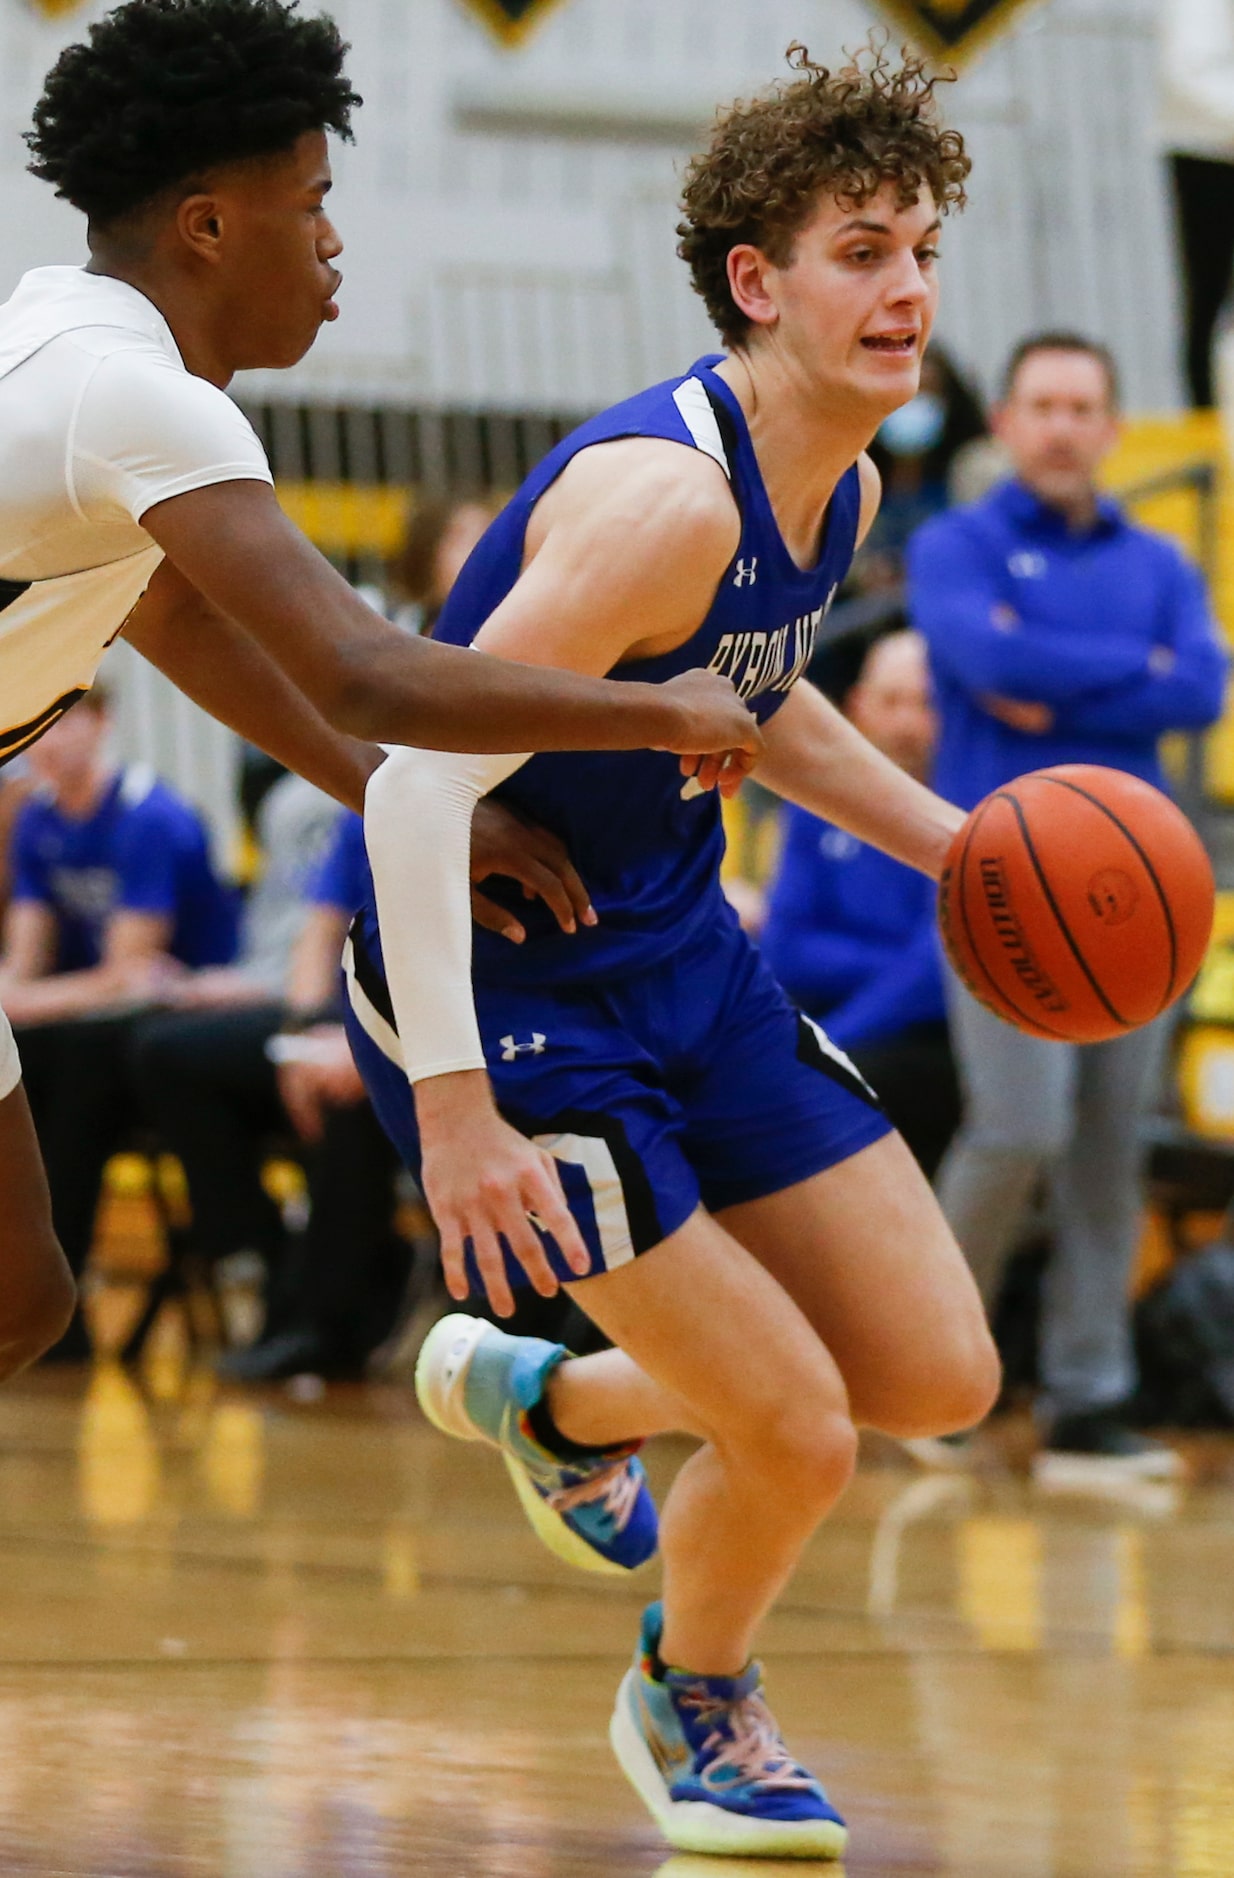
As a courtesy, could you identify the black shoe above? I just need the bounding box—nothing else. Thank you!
[216,1328,360,1383]
[1033,1405,1183,1484]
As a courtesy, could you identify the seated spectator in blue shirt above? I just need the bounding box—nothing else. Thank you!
[0,688,237,1359]
[131,802,415,1383]
[907,331,1228,1477]
[761,630,960,1177]
[2,688,235,1024]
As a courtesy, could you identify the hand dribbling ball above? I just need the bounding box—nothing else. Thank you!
[938,765,1215,1042]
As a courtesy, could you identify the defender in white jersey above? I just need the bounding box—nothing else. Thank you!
[0,0,756,1375]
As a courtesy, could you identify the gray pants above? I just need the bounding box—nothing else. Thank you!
[936,970,1169,1421]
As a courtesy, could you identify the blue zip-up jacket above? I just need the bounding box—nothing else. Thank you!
[907,479,1228,810]
[761,804,945,1050]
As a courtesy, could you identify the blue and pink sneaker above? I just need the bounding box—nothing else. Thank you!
[609,1603,848,1859]
[414,1312,658,1575]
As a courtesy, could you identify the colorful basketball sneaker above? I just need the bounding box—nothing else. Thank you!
[609,1603,848,1859]
[414,1312,658,1575]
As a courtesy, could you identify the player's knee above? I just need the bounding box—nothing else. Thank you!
[918,1323,1001,1437]
[0,1238,75,1379]
[860,1317,1002,1439]
[743,1397,859,1510]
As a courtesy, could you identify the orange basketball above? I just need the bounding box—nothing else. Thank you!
[938,765,1215,1043]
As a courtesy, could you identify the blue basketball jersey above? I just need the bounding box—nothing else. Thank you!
[401,355,859,986]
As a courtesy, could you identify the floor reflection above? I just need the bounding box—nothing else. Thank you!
[0,1373,1231,1875]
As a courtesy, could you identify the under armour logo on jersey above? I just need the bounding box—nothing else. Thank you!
[500,1033,547,1061]
[732,558,758,588]
[1008,551,1047,580]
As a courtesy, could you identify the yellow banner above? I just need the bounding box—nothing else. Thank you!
[453,0,568,47]
[23,0,90,15]
[873,0,1044,65]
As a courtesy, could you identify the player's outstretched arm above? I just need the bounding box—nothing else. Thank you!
[756,678,963,877]
[751,449,961,877]
[139,481,759,767]
[124,560,380,811]
[365,439,750,1309]
[127,566,594,942]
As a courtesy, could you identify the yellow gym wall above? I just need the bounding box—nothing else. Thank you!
[1101,412,1234,801]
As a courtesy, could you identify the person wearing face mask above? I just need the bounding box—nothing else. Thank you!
[864,344,987,556]
[907,332,1228,1482]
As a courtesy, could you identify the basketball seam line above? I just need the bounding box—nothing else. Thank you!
[954,795,1073,1040]
[1004,791,1131,1029]
[1033,774,1178,1011]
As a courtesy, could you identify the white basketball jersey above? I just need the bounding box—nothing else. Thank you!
[0,266,273,761]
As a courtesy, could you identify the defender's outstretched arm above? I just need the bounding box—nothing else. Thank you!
[139,480,759,764]
[125,561,379,812]
[126,563,601,944]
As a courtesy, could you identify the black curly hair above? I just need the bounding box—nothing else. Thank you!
[26,0,361,228]
[679,39,969,348]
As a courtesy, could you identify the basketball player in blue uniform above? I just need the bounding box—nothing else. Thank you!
[345,48,1001,1860]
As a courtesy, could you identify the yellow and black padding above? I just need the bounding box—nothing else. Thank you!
[872,0,1044,65]
[21,0,91,17]
[453,0,569,48]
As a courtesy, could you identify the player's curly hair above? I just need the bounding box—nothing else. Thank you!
[678,40,970,348]
[26,0,361,228]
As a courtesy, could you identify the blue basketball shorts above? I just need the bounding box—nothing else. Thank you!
[343,908,891,1295]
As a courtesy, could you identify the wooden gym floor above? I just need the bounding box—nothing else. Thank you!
[1,1362,1233,1877]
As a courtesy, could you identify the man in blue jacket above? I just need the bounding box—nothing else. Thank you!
[761,630,959,1176]
[908,332,1228,1480]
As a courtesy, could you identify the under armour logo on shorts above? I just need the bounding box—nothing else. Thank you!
[500,1032,547,1061]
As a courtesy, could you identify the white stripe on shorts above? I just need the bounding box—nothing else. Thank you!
[342,934,405,1071]
[343,946,636,1271]
[532,1130,635,1272]
[0,1002,20,1102]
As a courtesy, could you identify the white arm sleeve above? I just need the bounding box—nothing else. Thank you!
[0,1004,21,1103]
[363,744,531,1085]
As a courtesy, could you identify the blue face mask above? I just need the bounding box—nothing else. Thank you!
[877,392,947,458]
